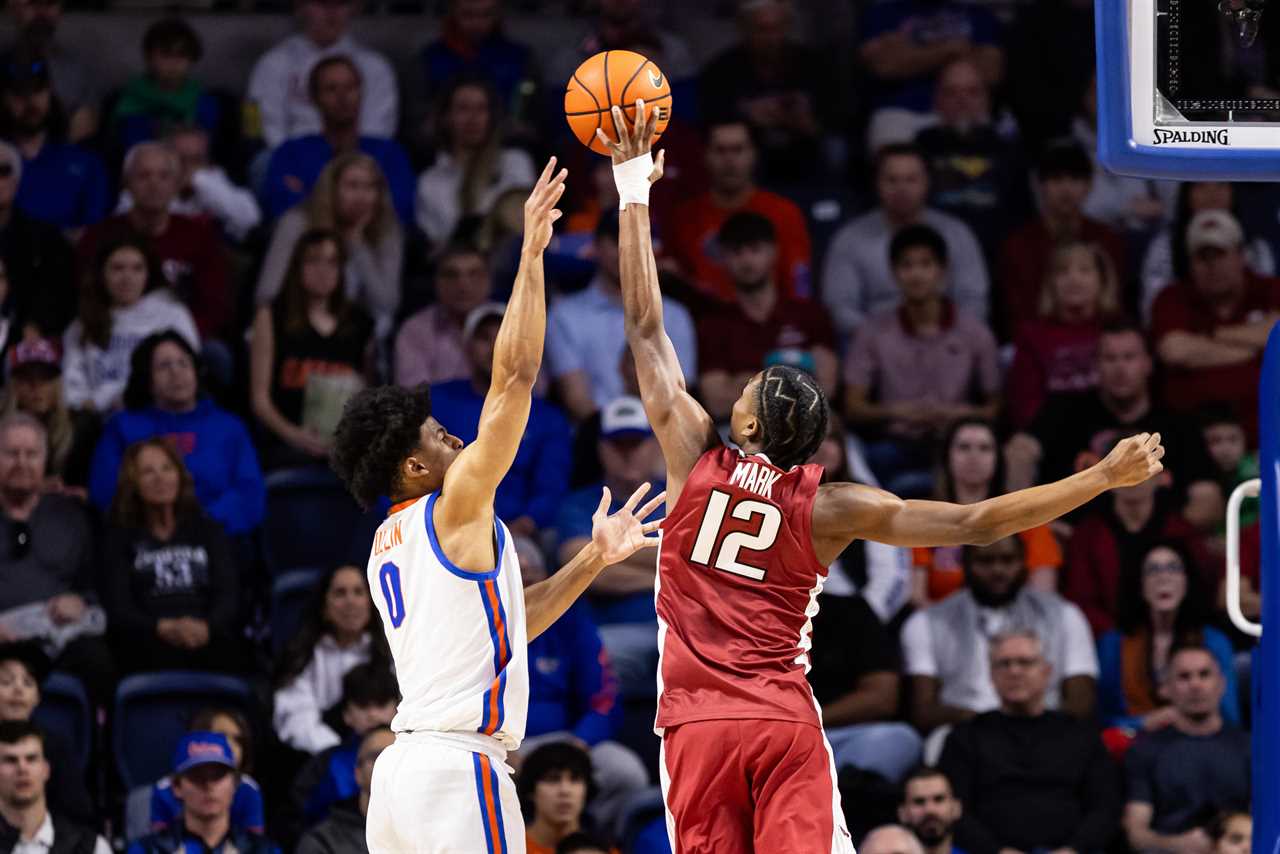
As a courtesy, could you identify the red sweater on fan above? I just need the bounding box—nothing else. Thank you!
[77,213,233,340]
[1005,317,1102,429]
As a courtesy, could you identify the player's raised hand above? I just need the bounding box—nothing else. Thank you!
[591,482,665,565]
[1099,432,1165,488]
[595,100,665,183]
[522,156,568,255]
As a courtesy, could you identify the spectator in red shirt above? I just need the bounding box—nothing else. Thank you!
[844,224,999,497]
[76,142,231,341]
[1151,208,1280,441]
[1005,240,1120,429]
[667,118,811,302]
[996,138,1127,341]
[1063,455,1213,636]
[696,212,836,421]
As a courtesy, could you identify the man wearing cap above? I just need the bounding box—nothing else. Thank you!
[556,396,665,688]
[1,0,98,144]
[697,211,837,422]
[0,54,108,231]
[128,733,278,854]
[0,720,106,854]
[0,140,74,341]
[428,301,571,538]
[295,726,394,854]
[1151,208,1280,440]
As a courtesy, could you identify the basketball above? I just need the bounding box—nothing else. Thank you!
[564,50,672,155]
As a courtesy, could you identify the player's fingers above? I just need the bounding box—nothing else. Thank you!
[622,481,651,513]
[656,149,666,172]
[611,105,627,140]
[1152,442,1166,460]
[637,491,667,520]
[595,486,612,518]
[536,156,556,187]
[594,127,617,151]
[1147,432,1161,450]
[641,519,663,534]
[634,97,648,139]
[634,535,660,549]
[549,209,562,223]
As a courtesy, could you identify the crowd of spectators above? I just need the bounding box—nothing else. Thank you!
[0,0,1266,851]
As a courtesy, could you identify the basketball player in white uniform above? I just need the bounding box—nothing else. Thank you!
[330,158,665,854]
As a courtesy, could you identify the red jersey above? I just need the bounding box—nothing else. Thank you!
[656,446,828,730]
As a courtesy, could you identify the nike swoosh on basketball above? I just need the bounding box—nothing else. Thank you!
[648,69,664,89]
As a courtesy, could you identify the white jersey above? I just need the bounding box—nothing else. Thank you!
[366,491,528,751]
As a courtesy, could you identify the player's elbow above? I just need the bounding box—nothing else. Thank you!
[493,352,541,388]
[624,310,662,342]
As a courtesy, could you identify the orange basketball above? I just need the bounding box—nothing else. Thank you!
[564,50,672,156]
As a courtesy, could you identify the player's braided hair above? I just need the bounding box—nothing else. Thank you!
[753,365,829,470]
[330,385,433,510]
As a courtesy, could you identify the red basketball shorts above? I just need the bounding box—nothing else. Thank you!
[659,718,855,854]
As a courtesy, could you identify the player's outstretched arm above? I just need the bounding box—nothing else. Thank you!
[437,159,566,531]
[597,103,719,496]
[812,433,1164,557]
[526,483,665,640]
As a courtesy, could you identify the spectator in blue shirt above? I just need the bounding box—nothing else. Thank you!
[0,53,108,230]
[89,331,265,536]
[429,301,570,537]
[858,0,1004,150]
[127,732,279,854]
[260,55,413,225]
[557,397,664,694]
[144,708,264,842]
[547,210,696,422]
[513,535,648,833]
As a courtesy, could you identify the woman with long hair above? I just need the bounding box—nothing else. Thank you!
[62,237,199,414]
[415,74,535,249]
[1006,240,1120,428]
[273,564,392,754]
[1139,181,1275,322]
[104,437,240,674]
[257,153,403,334]
[912,419,1063,606]
[250,228,374,469]
[1096,541,1240,730]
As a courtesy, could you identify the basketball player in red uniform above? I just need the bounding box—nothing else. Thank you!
[595,104,1166,854]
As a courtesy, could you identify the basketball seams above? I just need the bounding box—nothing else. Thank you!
[603,51,622,143]
[565,92,673,117]
[618,58,652,107]
[568,71,605,147]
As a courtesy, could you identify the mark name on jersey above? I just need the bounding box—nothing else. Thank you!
[372,519,403,557]
[729,460,783,500]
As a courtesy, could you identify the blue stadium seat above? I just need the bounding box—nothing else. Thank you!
[271,569,324,656]
[112,672,254,790]
[32,672,91,772]
[263,466,362,575]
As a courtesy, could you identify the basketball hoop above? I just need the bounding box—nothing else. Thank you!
[1219,0,1266,46]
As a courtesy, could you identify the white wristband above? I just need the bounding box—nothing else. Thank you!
[613,152,653,210]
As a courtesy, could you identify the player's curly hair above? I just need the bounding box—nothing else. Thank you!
[330,384,432,509]
[754,364,829,470]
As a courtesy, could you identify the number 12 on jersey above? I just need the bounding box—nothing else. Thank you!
[688,489,782,581]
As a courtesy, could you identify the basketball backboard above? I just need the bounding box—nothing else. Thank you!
[1097,0,1280,178]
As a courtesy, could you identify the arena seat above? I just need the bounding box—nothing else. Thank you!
[263,467,362,576]
[270,568,325,655]
[33,672,92,772]
[112,671,255,790]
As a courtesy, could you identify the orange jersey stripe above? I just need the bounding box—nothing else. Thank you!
[478,754,503,846]
[483,580,509,735]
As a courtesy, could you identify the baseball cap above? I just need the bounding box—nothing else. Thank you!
[1,57,50,95]
[7,337,61,380]
[172,732,237,776]
[600,396,652,441]
[461,302,506,342]
[1186,210,1244,254]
